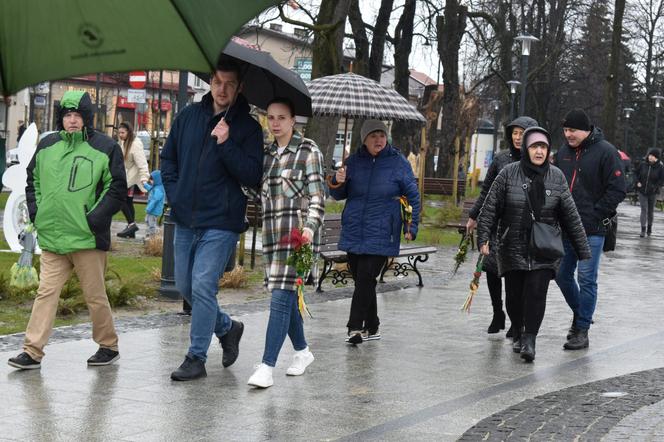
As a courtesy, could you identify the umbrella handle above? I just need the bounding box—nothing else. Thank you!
[327,175,343,189]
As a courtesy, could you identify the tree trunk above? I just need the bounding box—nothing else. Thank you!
[304,0,350,166]
[392,0,418,156]
[436,1,467,178]
[601,0,625,142]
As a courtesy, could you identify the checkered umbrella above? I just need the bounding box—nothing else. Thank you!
[307,72,426,123]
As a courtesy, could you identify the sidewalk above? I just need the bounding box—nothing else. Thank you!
[1,202,664,440]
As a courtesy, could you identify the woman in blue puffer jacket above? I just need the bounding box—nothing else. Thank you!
[329,120,420,345]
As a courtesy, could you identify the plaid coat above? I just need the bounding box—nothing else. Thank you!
[261,132,325,291]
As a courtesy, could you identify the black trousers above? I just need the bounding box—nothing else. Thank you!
[504,269,552,335]
[120,194,135,224]
[346,253,386,333]
[485,270,503,313]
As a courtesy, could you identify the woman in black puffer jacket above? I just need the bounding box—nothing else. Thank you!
[477,127,591,362]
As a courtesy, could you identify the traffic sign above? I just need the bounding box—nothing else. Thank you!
[129,71,147,89]
[127,89,146,104]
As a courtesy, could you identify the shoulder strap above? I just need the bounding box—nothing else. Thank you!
[521,182,537,221]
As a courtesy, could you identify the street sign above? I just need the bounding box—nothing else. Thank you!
[129,71,147,89]
[127,88,146,104]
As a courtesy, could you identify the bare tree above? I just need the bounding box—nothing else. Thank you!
[602,0,626,142]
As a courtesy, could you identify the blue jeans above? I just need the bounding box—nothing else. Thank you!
[555,235,605,330]
[174,225,238,361]
[262,289,307,367]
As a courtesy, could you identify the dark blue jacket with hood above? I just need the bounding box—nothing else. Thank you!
[160,92,263,232]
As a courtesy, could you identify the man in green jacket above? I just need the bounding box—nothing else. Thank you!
[8,91,127,370]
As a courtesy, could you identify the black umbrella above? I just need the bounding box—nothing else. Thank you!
[198,38,312,117]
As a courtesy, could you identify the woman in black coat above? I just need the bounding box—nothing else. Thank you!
[635,148,664,237]
[477,127,591,362]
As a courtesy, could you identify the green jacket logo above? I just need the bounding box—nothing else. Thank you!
[79,23,103,49]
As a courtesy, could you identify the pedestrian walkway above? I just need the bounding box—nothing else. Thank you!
[1,202,664,440]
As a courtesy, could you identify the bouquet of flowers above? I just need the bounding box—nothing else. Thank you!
[280,226,314,319]
[10,223,39,288]
[452,232,473,275]
[397,195,413,234]
[461,254,485,313]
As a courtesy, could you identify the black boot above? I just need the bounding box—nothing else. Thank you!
[640,227,646,238]
[117,223,139,238]
[647,225,652,236]
[220,320,244,367]
[512,333,522,353]
[487,311,506,334]
[564,329,589,350]
[566,313,578,340]
[506,325,514,339]
[170,355,207,381]
[520,333,536,362]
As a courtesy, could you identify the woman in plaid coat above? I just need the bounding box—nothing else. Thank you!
[248,98,326,389]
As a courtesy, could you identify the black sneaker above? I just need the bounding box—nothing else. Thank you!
[171,355,207,381]
[8,352,41,370]
[87,347,120,366]
[345,331,363,345]
[117,223,139,238]
[220,320,244,368]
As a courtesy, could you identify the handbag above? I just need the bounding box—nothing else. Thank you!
[523,183,565,261]
[602,211,618,252]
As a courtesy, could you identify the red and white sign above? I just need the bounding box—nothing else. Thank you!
[128,71,147,89]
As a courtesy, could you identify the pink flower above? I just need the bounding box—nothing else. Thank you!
[296,277,303,286]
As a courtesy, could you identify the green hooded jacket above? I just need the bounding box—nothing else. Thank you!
[26,91,127,254]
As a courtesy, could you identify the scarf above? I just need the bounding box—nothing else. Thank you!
[520,149,549,225]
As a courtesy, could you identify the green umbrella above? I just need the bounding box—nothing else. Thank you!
[0,0,279,96]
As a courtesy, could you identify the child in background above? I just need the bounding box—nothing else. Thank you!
[143,170,165,238]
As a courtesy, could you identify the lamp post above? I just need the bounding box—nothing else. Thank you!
[492,100,500,156]
[653,95,664,148]
[515,34,539,116]
[623,107,634,154]
[507,80,521,120]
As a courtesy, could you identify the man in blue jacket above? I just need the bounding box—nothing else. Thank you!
[555,109,626,351]
[161,57,263,381]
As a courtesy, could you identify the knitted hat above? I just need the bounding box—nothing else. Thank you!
[562,108,591,131]
[647,148,661,160]
[360,120,388,144]
[525,131,550,149]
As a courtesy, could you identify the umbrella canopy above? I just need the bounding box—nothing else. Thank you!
[307,72,426,123]
[197,38,312,116]
[0,0,278,96]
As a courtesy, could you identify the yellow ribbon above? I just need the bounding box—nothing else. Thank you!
[297,283,313,320]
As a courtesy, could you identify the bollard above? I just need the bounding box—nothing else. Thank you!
[159,209,182,302]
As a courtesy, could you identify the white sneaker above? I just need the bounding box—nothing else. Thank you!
[286,347,314,376]
[247,363,274,388]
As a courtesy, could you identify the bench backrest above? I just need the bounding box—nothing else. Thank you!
[246,201,262,228]
[320,213,342,251]
[415,177,466,196]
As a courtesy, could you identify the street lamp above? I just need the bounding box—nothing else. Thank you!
[492,100,500,156]
[515,34,539,116]
[623,107,634,154]
[507,80,521,120]
[653,95,664,148]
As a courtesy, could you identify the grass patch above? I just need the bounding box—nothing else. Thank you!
[113,202,147,223]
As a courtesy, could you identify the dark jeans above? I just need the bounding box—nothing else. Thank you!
[504,269,553,336]
[638,193,656,228]
[346,254,386,333]
[485,270,503,313]
[262,289,307,367]
[120,194,135,224]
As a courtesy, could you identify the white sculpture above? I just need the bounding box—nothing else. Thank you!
[2,123,41,253]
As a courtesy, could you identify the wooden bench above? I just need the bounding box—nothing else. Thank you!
[316,214,437,292]
[445,199,477,233]
[416,177,466,198]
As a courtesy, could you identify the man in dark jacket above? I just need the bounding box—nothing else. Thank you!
[8,91,126,370]
[466,115,538,336]
[161,57,263,381]
[554,109,626,350]
[635,148,664,236]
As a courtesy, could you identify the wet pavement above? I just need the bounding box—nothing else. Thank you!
[1,202,664,441]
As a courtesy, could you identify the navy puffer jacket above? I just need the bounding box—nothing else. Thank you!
[330,144,420,256]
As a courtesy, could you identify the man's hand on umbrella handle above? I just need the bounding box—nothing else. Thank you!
[480,243,490,256]
[335,167,346,184]
[404,232,413,241]
[466,217,477,233]
[211,118,230,144]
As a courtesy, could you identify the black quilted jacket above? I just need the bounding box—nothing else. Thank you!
[477,162,591,276]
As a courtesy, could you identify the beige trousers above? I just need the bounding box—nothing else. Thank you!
[23,249,119,361]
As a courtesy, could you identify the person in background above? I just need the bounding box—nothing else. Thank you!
[116,121,149,239]
[466,116,538,336]
[329,120,420,345]
[17,120,26,143]
[554,108,626,350]
[247,97,325,389]
[142,170,165,239]
[635,148,664,237]
[477,127,590,362]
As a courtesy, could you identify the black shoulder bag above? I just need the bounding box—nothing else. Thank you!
[523,183,565,261]
[602,211,618,252]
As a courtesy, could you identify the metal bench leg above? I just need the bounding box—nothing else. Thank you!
[317,260,333,292]
[379,258,393,283]
[409,254,430,287]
